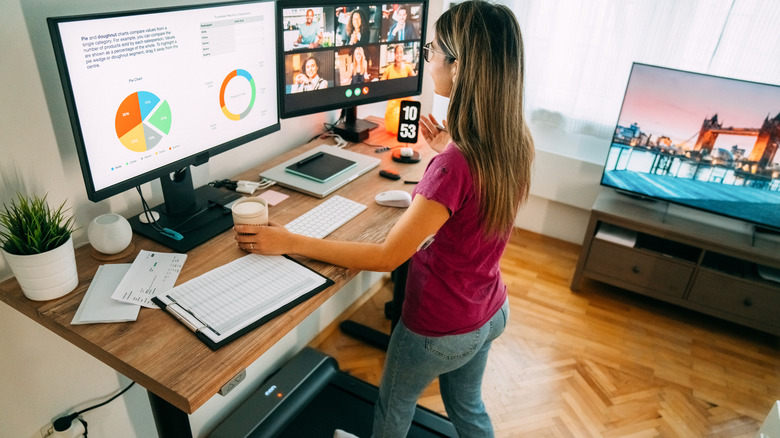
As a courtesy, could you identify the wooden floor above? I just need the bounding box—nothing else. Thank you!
[311,229,780,437]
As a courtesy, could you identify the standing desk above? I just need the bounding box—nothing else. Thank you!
[0,116,433,437]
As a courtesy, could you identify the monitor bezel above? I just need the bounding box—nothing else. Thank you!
[47,0,281,203]
[599,62,780,234]
[276,0,428,120]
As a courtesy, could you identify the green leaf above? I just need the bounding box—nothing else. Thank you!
[0,193,73,255]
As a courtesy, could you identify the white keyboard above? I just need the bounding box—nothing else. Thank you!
[285,195,367,238]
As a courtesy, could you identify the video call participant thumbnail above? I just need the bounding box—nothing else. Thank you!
[384,5,420,41]
[337,45,380,85]
[285,52,334,93]
[380,43,418,80]
[283,8,329,51]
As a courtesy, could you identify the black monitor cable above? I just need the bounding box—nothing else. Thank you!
[209,178,238,191]
[324,119,339,133]
[308,121,338,144]
[48,381,136,437]
[209,178,275,195]
[332,109,348,131]
[134,186,211,239]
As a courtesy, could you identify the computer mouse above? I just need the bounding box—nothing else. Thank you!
[375,190,412,208]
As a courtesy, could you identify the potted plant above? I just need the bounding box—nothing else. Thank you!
[0,193,78,301]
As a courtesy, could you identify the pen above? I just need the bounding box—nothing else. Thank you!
[296,151,324,166]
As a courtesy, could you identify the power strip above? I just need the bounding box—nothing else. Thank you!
[40,418,85,438]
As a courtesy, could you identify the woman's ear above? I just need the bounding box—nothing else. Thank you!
[451,59,459,82]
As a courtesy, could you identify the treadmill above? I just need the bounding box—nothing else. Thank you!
[209,347,456,438]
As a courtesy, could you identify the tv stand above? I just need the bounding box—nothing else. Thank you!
[571,190,780,336]
[755,225,780,237]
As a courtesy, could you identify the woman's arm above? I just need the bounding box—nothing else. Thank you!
[234,194,450,272]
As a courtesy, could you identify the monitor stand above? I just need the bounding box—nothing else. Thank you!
[333,106,378,143]
[128,167,241,253]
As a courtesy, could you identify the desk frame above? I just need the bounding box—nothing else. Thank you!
[0,116,433,437]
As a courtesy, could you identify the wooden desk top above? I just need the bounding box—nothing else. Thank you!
[0,116,434,413]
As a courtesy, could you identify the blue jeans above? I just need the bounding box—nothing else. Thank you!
[372,299,510,438]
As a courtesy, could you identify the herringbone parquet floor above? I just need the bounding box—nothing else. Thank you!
[311,229,780,437]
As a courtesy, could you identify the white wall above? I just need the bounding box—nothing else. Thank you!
[0,0,594,436]
[515,119,608,243]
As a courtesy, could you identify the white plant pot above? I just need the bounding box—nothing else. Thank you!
[1,236,79,301]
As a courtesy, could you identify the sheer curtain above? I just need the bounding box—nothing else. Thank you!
[504,0,780,158]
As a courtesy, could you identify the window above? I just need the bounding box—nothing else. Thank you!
[505,0,780,158]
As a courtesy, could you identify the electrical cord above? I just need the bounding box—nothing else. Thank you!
[135,186,212,237]
[257,178,277,189]
[169,205,213,234]
[51,382,136,437]
[318,133,348,148]
[323,119,339,133]
[308,120,339,144]
[210,178,276,194]
[209,178,238,191]
[136,187,164,232]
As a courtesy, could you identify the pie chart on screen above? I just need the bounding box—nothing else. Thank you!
[115,91,172,152]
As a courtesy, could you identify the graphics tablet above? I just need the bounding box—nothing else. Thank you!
[284,152,357,183]
[259,145,380,198]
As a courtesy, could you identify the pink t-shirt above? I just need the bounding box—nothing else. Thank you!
[402,143,509,336]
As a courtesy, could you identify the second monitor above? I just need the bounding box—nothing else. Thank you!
[277,1,428,141]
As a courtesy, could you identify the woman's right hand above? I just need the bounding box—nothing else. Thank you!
[420,114,449,153]
[234,223,292,256]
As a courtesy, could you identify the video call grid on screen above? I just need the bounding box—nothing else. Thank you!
[279,3,425,116]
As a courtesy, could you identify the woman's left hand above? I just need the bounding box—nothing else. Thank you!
[420,114,449,153]
[234,223,292,255]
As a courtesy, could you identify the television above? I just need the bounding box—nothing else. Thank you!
[48,0,280,252]
[277,0,427,142]
[601,63,780,234]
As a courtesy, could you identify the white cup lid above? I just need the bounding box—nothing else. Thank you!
[232,199,266,218]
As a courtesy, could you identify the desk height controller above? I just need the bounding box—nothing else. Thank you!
[219,369,247,396]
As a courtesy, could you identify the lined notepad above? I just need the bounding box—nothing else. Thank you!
[153,254,333,350]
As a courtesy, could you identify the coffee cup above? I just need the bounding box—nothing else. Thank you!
[231,196,268,228]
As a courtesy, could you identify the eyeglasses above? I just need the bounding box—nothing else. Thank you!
[422,42,451,63]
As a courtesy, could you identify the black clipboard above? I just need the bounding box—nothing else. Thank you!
[152,254,334,350]
[284,151,358,183]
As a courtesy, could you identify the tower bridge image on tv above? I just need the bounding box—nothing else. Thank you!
[609,111,780,189]
[604,112,780,229]
[694,113,780,166]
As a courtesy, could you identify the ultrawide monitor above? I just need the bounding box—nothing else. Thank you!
[601,63,780,233]
[277,1,427,141]
[49,0,280,251]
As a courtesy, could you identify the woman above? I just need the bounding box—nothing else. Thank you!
[236,1,534,436]
[291,56,327,93]
[346,9,370,45]
[380,44,415,80]
[343,46,369,85]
